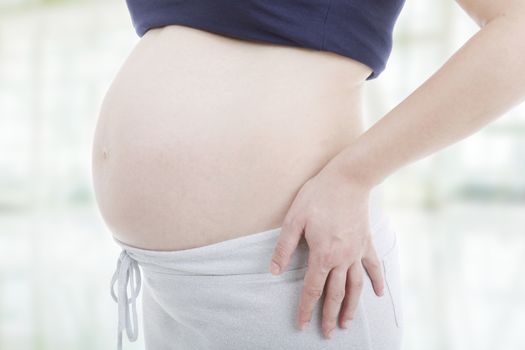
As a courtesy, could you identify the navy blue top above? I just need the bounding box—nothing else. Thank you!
[125,0,406,80]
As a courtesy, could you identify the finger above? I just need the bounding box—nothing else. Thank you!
[361,238,385,297]
[321,265,348,339]
[269,216,304,275]
[297,250,331,330]
[339,262,364,329]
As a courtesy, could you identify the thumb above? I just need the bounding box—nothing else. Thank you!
[269,217,304,275]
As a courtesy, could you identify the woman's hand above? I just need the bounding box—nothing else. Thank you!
[268,162,385,339]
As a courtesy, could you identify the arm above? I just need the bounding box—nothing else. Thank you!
[269,0,525,338]
[326,0,525,188]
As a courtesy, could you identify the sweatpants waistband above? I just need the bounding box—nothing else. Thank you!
[112,187,392,276]
[109,186,396,349]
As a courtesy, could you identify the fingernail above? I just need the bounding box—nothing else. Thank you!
[342,320,350,329]
[270,261,280,275]
[378,289,385,297]
[299,321,309,330]
[326,329,333,339]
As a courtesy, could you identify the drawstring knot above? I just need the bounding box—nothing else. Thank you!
[111,250,142,350]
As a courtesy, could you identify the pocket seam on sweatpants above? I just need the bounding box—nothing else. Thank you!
[381,233,400,328]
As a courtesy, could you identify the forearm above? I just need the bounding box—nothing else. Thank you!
[328,13,525,189]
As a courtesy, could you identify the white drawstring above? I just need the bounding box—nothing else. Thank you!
[111,250,142,350]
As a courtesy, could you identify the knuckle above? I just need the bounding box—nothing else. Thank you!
[327,235,344,249]
[273,241,290,260]
[351,278,364,288]
[327,290,346,303]
[304,287,323,300]
[322,322,335,332]
[363,257,381,270]
[319,250,337,268]
[368,260,381,270]
[344,244,361,259]
[323,316,337,326]
[298,304,310,316]
[298,308,312,323]
[308,253,329,273]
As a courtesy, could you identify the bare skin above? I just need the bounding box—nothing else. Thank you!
[269,0,525,339]
[91,23,386,336]
[91,24,372,251]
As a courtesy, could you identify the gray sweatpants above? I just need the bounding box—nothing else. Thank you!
[110,195,404,350]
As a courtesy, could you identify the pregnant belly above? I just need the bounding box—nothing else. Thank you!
[91,25,371,251]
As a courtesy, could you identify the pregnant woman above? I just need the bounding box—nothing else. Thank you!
[91,1,525,349]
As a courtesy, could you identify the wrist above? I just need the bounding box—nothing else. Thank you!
[322,147,383,190]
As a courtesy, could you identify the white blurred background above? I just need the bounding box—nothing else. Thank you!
[1,0,524,349]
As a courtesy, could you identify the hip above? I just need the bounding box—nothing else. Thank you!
[111,214,403,350]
